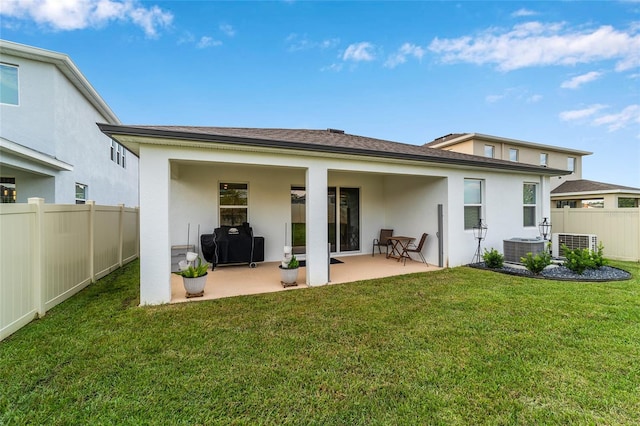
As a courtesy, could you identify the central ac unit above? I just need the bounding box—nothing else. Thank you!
[551,233,598,258]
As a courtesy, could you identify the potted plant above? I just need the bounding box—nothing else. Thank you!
[175,256,210,298]
[279,255,299,287]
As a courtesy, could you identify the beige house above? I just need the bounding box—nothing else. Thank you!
[551,179,640,208]
[424,133,591,190]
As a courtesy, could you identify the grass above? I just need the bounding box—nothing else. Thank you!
[1,260,639,425]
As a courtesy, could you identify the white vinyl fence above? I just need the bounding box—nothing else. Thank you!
[1,198,139,341]
[550,207,640,262]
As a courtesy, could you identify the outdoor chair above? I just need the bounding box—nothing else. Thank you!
[402,233,428,265]
[372,229,393,257]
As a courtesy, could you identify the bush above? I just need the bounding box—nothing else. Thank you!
[563,243,607,274]
[521,250,551,274]
[483,248,504,269]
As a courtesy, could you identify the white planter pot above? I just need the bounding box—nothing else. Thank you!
[183,273,208,297]
[279,266,299,287]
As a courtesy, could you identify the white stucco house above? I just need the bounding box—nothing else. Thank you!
[98,124,570,305]
[0,40,138,206]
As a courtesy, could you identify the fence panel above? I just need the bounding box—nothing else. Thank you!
[1,199,139,341]
[551,207,640,261]
[0,204,37,340]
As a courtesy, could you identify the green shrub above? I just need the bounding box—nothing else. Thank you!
[174,256,209,278]
[483,248,504,269]
[521,250,551,275]
[563,243,607,274]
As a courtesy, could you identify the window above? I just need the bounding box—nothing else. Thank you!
[110,140,126,168]
[484,145,495,158]
[567,157,575,172]
[523,183,537,227]
[509,148,519,162]
[540,153,548,166]
[75,183,87,204]
[219,182,248,226]
[556,200,577,208]
[618,198,638,208]
[0,63,19,105]
[1,177,16,203]
[464,179,483,229]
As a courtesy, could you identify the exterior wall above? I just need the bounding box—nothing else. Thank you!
[139,141,554,304]
[0,50,139,207]
[551,207,640,261]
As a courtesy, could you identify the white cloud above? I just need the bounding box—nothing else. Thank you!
[592,104,640,131]
[342,42,375,62]
[220,23,235,37]
[0,0,173,37]
[485,94,504,103]
[559,104,607,121]
[196,36,222,49]
[320,63,343,72]
[512,8,538,18]
[384,43,425,68]
[527,94,543,103]
[561,71,603,89]
[286,33,339,52]
[428,21,640,72]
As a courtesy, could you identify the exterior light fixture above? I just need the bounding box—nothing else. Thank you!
[538,217,551,241]
[472,218,488,263]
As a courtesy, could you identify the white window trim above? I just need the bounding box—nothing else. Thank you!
[464,178,484,230]
[523,182,537,227]
[0,63,19,106]
[540,153,548,167]
[509,148,519,162]
[218,181,249,226]
[75,183,88,204]
[484,145,495,158]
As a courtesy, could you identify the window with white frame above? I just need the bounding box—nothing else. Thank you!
[523,183,537,227]
[110,140,126,168]
[75,183,87,204]
[464,179,483,230]
[567,157,575,172]
[0,63,19,105]
[219,182,248,226]
[509,148,519,162]
[484,145,494,158]
[540,153,548,166]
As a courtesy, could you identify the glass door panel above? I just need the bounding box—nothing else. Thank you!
[291,186,306,254]
[339,188,360,251]
[328,187,336,252]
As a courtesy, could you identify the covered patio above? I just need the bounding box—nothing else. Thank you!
[171,254,439,302]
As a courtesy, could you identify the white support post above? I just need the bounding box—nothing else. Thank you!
[305,164,329,286]
[28,198,45,318]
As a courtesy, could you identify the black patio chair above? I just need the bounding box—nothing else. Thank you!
[372,229,393,257]
[402,233,428,265]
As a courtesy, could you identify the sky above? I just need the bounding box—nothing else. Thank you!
[1,0,639,187]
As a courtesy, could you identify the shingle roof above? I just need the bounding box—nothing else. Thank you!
[97,124,570,176]
[423,133,468,147]
[552,179,640,194]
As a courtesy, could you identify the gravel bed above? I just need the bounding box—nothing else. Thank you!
[470,262,632,282]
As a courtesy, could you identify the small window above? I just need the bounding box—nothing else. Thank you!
[540,153,548,166]
[567,157,575,172]
[110,140,126,168]
[464,179,483,229]
[0,63,19,105]
[523,183,537,227]
[484,145,495,158]
[509,148,519,162]
[75,183,87,204]
[556,200,577,208]
[618,198,638,208]
[1,177,16,203]
[219,182,248,226]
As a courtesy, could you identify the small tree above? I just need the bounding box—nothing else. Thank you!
[521,251,551,275]
[483,248,504,269]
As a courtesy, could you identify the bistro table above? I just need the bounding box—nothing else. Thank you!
[386,236,416,262]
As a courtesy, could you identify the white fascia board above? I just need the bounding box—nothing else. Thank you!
[0,40,120,125]
[0,137,74,171]
[551,189,640,197]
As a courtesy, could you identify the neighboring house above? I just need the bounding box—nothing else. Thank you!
[551,179,640,208]
[0,40,138,206]
[424,133,592,190]
[98,124,570,305]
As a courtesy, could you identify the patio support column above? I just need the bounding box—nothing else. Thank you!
[139,146,172,305]
[305,164,329,286]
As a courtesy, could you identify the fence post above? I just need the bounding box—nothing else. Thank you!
[88,201,96,283]
[28,198,46,317]
[563,205,570,233]
[118,204,124,267]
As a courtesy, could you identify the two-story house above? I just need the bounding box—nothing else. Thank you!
[424,133,639,209]
[0,40,138,206]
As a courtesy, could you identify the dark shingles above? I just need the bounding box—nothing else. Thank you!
[552,179,640,194]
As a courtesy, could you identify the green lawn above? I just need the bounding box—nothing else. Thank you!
[1,260,639,425]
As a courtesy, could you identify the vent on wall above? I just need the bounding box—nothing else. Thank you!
[551,233,598,258]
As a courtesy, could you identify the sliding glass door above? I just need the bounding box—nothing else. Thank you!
[291,186,360,254]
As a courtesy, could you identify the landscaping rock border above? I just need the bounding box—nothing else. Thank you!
[469,262,632,282]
